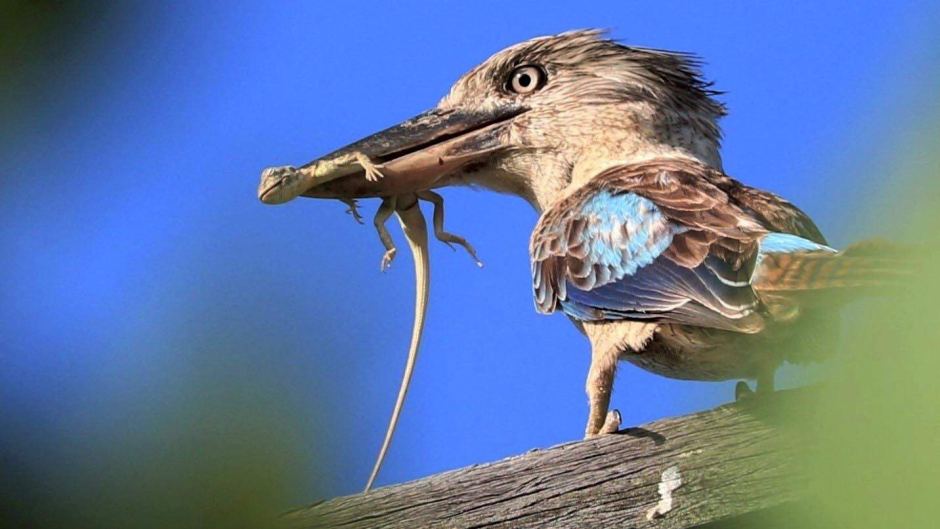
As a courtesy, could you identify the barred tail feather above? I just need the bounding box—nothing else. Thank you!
[753,239,913,293]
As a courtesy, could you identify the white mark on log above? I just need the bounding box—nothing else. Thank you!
[646,465,682,520]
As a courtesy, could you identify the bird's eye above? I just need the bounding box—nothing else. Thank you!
[507,65,545,94]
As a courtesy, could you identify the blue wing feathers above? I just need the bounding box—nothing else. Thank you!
[759,233,835,255]
[529,161,830,333]
[542,190,762,331]
[576,191,679,280]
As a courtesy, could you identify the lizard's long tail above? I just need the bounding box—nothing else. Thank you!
[364,198,429,492]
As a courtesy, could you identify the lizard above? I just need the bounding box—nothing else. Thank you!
[258,131,485,491]
[364,190,480,492]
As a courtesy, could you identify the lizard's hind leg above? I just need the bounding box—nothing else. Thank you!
[417,190,483,267]
[340,198,365,224]
[373,197,398,271]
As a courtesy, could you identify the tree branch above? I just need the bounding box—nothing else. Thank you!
[286,388,816,528]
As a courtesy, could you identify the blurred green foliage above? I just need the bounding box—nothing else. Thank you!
[0,1,91,126]
[790,119,940,527]
[1,5,323,528]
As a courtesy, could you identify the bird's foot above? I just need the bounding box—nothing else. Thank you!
[734,381,754,402]
[735,380,776,403]
[736,369,776,402]
[601,409,622,434]
[584,410,621,439]
[340,198,365,224]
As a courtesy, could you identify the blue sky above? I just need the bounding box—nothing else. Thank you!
[2,1,938,510]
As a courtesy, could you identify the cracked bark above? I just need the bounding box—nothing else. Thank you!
[284,387,817,529]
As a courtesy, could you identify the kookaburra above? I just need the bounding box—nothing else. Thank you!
[260,29,900,449]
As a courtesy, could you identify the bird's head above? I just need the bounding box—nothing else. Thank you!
[262,30,726,211]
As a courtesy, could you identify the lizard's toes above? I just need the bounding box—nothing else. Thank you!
[380,248,397,272]
[364,166,385,182]
[463,246,483,267]
[348,210,364,224]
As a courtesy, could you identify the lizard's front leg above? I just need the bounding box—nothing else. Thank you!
[325,151,385,182]
[373,197,398,271]
[416,190,483,267]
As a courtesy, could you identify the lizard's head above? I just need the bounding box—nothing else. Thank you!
[258,30,724,211]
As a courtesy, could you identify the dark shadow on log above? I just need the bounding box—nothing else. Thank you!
[616,426,668,445]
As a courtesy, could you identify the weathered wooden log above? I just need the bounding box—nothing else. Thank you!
[286,388,817,528]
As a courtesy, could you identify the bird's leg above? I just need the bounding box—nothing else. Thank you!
[416,190,483,267]
[584,344,621,439]
[373,197,398,271]
[340,198,364,224]
[756,367,775,395]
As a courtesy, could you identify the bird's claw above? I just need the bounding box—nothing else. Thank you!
[584,410,622,439]
[734,381,754,402]
[600,409,622,435]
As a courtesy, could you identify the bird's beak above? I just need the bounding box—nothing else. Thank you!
[257,105,524,204]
